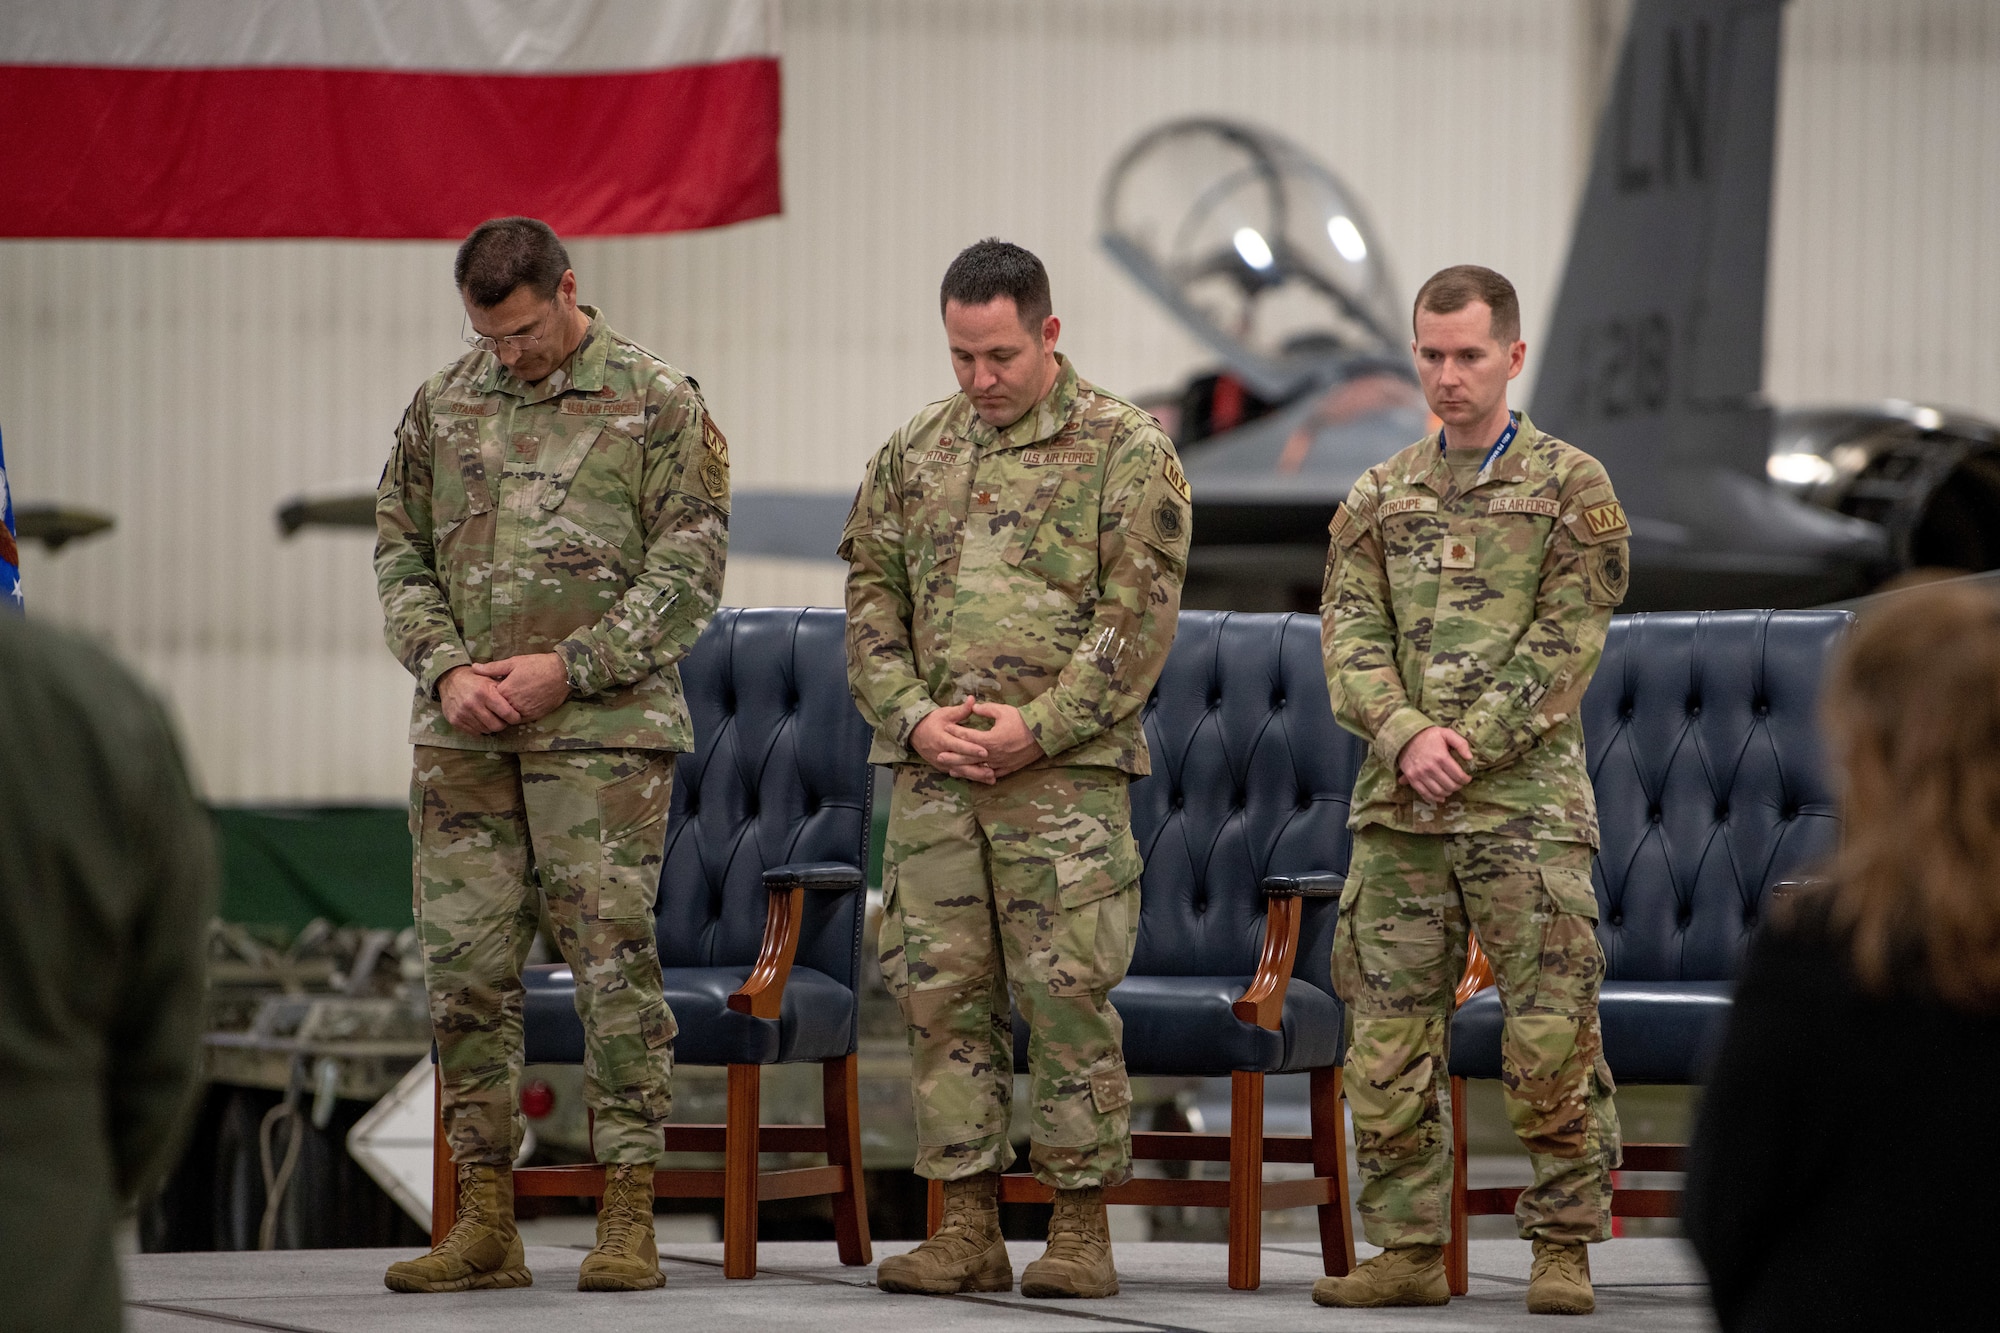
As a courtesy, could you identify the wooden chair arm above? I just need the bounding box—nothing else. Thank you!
[728,885,804,1020]
[1454,933,1496,1008]
[726,863,862,1020]
[1232,894,1303,1030]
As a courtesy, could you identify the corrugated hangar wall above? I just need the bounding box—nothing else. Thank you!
[1,0,1994,802]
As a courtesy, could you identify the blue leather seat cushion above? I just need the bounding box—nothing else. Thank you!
[1448,980,1734,1084]
[522,962,856,1067]
[1012,975,1343,1077]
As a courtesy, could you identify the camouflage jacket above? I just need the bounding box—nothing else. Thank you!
[375,307,729,752]
[1321,412,1629,843]
[840,356,1191,774]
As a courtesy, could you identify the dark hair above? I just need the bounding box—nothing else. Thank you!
[1823,578,2000,1009]
[1413,264,1521,344]
[939,238,1052,330]
[454,217,572,308]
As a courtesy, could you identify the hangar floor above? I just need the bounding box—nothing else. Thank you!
[125,1237,1713,1332]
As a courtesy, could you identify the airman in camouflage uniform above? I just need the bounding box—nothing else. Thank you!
[1316,267,1628,1315]
[844,240,1188,1300]
[375,219,727,1294]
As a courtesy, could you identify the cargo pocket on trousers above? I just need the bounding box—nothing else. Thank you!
[1329,872,1365,1005]
[1529,866,1604,1014]
[640,998,677,1051]
[1046,827,1142,998]
[595,757,672,921]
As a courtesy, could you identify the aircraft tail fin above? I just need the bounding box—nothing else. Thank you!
[1529,0,1785,485]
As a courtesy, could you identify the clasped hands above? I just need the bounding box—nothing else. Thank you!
[438,654,571,735]
[1398,725,1475,803]
[911,696,1044,784]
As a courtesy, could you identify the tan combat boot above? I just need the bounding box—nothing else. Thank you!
[1526,1238,1595,1315]
[876,1173,1012,1294]
[1020,1186,1118,1299]
[384,1162,532,1293]
[578,1164,666,1291]
[1311,1244,1449,1308]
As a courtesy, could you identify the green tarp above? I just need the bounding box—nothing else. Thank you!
[210,806,411,932]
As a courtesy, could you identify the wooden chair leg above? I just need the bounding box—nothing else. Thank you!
[822,1054,873,1266]
[924,1177,943,1236]
[1227,1070,1265,1291]
[1447,1074,1470,1296]
[723,1064,761,1279]
[430,1066,458,1246]
[1309,1065,1356,1276]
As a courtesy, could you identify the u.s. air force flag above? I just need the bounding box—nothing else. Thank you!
[1,429,20,611]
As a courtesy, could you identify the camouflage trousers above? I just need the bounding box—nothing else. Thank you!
[412,744,677,1168]
[1333,826,1621,1246]
[878,763,1142,1189]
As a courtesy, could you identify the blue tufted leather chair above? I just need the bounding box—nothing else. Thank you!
[1444,609,1850,1290]
[429,607,875,1280]
[963,610,1360,1290]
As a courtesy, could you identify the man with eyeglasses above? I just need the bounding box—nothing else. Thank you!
[375,216,729,1295]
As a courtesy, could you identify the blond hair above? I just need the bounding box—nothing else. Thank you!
[1824,578,2000,1008]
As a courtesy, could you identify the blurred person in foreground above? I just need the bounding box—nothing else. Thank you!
[0,611,216,1332]
[375,217,728,1294]
[1686,579,2000,1332]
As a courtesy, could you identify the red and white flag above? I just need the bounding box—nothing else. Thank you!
[0,0,781,238]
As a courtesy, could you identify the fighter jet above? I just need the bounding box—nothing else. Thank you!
[1117,0,1999,612]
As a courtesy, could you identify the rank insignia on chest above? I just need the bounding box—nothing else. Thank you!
[1441,537,1477,569]
[970,488,998,513]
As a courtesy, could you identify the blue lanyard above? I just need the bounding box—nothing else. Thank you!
[1439,414,1518,474]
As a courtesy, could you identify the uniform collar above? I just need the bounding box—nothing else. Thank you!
[1408,409,1539,493]
[479,304,611,404]
[960,354,1080,452]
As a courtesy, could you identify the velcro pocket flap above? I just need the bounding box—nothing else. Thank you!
[1090,1064,1133,1114]
[1054,824,1142,910]
[1000,471,1067,568]
[1329,502,1366,549]
[597,760,671,843]
[1541,867,1601,921]
[540,423,606,510]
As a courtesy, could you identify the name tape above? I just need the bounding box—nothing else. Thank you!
[1487,496,1561,518]
[1023,448,1097,466]
[1379,495,1439,519]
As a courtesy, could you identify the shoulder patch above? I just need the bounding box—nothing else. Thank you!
[1379,495,1438,519]
[1581,500,1628,539]
[1488,496,1561,518]
[1328,503,1366,549]
[1160,453,1192,503]
[703,414,729,464]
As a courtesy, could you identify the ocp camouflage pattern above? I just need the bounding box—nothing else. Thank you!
[376,306,729,752]
[1334,828,1620,1246]
[413,745,677,1167]
[877,764,1141,1189]
[840,355,1191,773]
[1321,412,1629,844]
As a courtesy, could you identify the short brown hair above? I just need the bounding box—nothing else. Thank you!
[1823,578,2000,1009]
[455,217,571,308]
[1413,264,1520,344]
[940,238,1052,330]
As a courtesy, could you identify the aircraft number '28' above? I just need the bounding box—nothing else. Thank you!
[1571,311,1670,420]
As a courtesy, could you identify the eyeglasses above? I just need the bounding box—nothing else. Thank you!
[463,299,563,354]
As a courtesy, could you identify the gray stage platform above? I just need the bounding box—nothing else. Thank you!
[126,1238,1715,1332]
